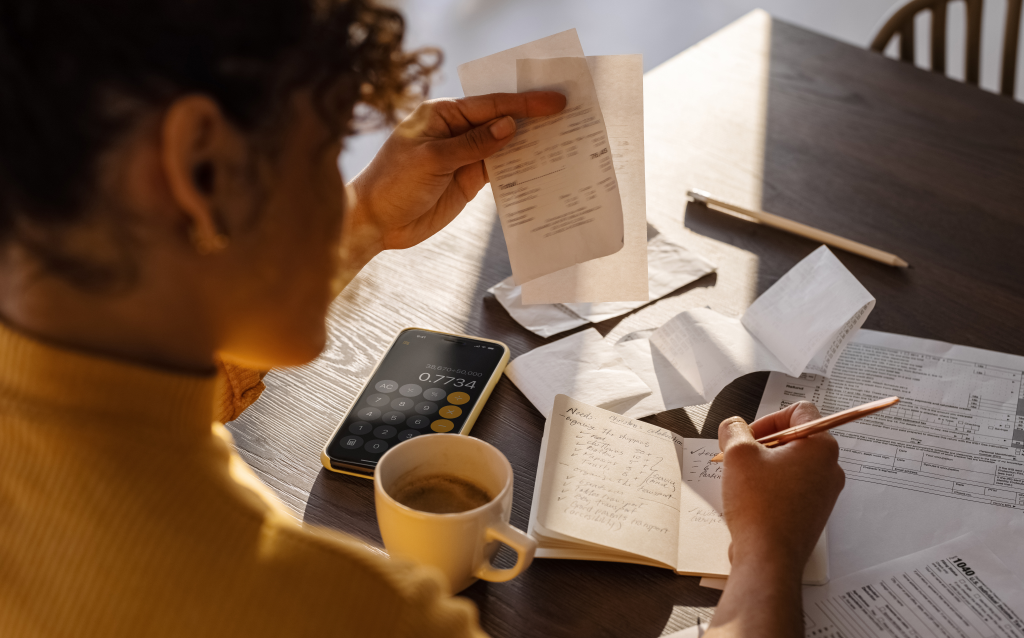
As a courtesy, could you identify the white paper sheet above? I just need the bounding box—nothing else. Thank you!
[650,246,874,402]
[489,231,716,337]
[519,54,648,304]
[457,29,585,95]
[803,534,1024,638]
[486,278,589,338]
[459,33,647,301]
[527,396,828,582]
[755,329,1024,580]
[615,337,704,419]
[503,328,651,416]
[483,56,623,284]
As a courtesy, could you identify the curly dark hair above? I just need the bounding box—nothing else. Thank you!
[0,0,434,283]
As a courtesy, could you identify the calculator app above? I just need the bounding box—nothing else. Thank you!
[326,329,506,471]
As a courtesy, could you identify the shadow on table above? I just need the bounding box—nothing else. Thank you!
[461,559,720,638]
[303,469,383,546]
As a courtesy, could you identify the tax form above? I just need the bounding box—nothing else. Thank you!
[756,329,1024,578]
[803,534,1024,638]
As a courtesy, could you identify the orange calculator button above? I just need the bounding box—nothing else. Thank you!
[439,405,463,419]
[430,419,455,433]
[447,392,471,405]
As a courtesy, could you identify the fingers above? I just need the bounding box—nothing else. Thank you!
[446,92,567,126]
[718,416,756,454]
[749,401,821,439]
[427,116,518,172]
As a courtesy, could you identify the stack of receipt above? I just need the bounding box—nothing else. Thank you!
[460,30,651,305]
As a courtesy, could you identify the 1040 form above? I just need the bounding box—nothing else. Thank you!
[756,328,1024,578]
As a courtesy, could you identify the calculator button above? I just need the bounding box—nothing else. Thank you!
[348,421,372,435]
[415,401,438,415]
[373,425,398,439]
[364,440,388,454]
[399,384,423,397]
[390,397,415,411]
[339,435,364,449]
[422,388,447,401]
[365,393,390,407]
[439,405,463,419]
[447,392,471,405]
[356,407,381,421]
[381,411,406,425]
[406,415,430,429]
[430,419,454,433]
[397,430,419,441]
[374,380,399,393]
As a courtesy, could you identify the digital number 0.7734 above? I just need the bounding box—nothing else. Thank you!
[418,372,476,389]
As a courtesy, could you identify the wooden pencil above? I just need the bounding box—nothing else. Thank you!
[709,396,900,462]
[687,189,910,268]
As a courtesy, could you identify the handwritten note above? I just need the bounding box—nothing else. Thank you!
[536,399,685,567]
[529,397,830,581]
[533,395,733,575]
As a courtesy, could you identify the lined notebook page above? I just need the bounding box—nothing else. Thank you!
[535,395,684,568]
[676,440,732,576]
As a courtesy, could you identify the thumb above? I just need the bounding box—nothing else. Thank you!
[432,116,517,172]
[718,416,756,453]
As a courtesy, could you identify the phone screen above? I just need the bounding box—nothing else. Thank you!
[325,329,507,474]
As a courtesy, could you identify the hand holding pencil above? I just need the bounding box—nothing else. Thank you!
[714,402,854,607]
[711,396,899,462]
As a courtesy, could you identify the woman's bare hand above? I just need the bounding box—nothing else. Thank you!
[706,402,846,638]
[344,92,566,260]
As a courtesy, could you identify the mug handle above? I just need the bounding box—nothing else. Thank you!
[474,522,538,583]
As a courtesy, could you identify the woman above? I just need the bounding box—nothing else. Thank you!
[0,1,844,636]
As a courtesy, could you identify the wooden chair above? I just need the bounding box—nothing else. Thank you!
[870,0,1022,96]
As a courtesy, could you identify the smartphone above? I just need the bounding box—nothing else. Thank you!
[321,328,510,479]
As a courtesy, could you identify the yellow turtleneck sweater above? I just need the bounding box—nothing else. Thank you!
[0,322,487,637]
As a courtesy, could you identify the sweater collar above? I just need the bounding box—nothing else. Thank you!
[0,320,216,434]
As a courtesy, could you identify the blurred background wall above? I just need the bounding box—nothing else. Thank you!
[342,0,1022,177]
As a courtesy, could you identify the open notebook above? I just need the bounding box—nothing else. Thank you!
[528,395,828,582]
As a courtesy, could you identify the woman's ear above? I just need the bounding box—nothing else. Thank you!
[160,95,238,255]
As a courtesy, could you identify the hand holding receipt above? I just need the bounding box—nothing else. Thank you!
[459,31,629,287]
[487,56,624,284]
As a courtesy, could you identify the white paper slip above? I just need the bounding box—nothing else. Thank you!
[803,533,1024,638]
[488,231,716,338]
[649,246,875,403]
[527,395,829,582]
[487,280,590,338]
[755,328,1024,580]
[457,28,584,95]
[459,32,636,292]
[615,336,705,419]
[488,56,623,284]
[519,54,648,304]
[503,328,651,417]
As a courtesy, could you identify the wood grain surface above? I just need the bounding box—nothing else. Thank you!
[227,10,1024,637]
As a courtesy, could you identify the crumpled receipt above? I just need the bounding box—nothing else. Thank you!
[503,328,652,417]
[489,232,716,338]
[649,245,875,403]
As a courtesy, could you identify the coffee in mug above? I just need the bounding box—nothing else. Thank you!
[390,473,492,514]
[374,434,537,593]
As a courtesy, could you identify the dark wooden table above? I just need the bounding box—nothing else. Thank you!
[228,10,1024,637]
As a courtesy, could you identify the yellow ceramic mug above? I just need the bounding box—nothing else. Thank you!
[374,434,537,593]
